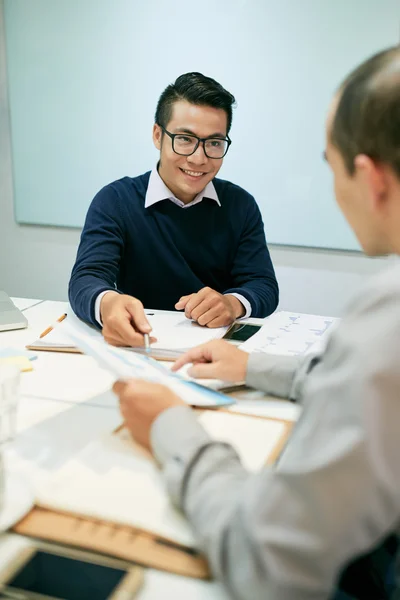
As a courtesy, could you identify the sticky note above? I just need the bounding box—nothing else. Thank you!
[0,356,33,372]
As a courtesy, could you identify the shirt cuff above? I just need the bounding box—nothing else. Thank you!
[225,293,252,319]
[245,351,302,398]
[151,406,212,507]
[94,290,116,326]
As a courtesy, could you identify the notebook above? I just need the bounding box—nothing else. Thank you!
[27,310,229,356]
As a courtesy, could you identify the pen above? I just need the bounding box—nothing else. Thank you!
[39,313,67,338]
[144,333,150,353]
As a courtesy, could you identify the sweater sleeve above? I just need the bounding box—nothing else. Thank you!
[224,195,279,317]
[68,185,125,326]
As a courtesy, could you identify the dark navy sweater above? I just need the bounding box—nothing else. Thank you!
[69,171,279,326]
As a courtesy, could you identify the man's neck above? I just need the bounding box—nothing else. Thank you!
[157,164,198,204]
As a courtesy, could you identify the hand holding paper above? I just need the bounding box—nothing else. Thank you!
[62,321,235,408]
[114,379,186,451]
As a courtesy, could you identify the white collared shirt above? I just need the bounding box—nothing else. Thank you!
[145,167,221,209]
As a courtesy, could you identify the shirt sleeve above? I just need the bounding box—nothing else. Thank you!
[94,290,119,327]
[151,273,400,600]
[246,351,321,401]
[224,292,252,318]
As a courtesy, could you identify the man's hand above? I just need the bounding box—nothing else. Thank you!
[100,292,156,347]
[113,379,186,450]
[172,339,249,382]
[175,287,245,328]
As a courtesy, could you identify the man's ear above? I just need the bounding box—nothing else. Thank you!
[153,124,162,150]
[354,154,388,210]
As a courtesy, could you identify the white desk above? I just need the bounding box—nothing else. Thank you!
[0,299,300,599]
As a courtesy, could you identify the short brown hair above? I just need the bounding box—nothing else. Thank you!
[331,46,400,177]
[155,72,236,134]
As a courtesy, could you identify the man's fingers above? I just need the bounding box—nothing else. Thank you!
[187,361,219,379]
[176,288,213,316]
[104,325,157,348]
[108,320,149,347]
[172,344,213,371]
[112,380,128,395]
[190,297,217,322]
[205,314,231,328]
[115,378,148,402]
[184,294,207,319]
[175,294,192,309]
[126,300,152,334]
[196,305,225,326]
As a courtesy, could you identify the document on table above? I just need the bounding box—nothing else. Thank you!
[240,311,339,356]
[148,312,228,349]
[36,411,288,548]
[62,321,234,407]
[29,308,229,352]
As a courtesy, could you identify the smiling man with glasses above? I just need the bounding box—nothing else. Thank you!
[69,72,278,347]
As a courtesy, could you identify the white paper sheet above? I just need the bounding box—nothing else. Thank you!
[240,311,339,356]
[36,413,286,547]
[63,322,233,408]
[32,310,228,351]
[147,312,228,350]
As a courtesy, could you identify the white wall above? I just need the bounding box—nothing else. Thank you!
[0,1,393,316]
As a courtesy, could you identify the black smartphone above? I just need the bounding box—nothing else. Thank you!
[1,545,143,600]
[223,323,261,343]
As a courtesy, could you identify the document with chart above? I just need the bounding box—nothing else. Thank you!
[240,311,339,356]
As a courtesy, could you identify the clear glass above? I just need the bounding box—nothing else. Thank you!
[0,365,20,515]
[0,365,20,446]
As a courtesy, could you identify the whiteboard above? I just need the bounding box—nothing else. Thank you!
[4,0,400,249]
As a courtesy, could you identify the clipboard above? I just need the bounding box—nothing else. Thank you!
[13,508,209,579]
[13,413,293,579]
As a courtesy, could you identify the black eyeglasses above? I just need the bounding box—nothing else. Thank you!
[160,126,231,159]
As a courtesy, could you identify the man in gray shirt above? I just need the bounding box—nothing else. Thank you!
[113,47,400,599]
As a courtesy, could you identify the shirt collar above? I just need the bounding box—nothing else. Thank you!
[145,167,220,209]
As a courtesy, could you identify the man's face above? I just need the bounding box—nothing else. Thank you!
[325,102,389,256]
[153,100,228,203]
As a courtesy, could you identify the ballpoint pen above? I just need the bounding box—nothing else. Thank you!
[144,333,150,353]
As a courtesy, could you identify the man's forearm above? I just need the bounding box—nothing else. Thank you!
[245,351,319,401]
[68,272,115,327]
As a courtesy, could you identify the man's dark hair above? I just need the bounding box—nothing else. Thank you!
[155,72,236,134]
[331,46,400,177]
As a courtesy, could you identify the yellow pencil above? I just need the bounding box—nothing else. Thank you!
[39,313,67,338]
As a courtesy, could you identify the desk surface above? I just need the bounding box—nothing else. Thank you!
[0,299,300,599]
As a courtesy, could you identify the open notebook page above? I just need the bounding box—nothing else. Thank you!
[30,309,228,351]
[35,411,287,548]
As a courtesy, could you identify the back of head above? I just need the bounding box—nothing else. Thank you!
[331,46,400,177]
[155,72,236,134]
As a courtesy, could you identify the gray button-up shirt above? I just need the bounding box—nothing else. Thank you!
[151,263,400,600]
